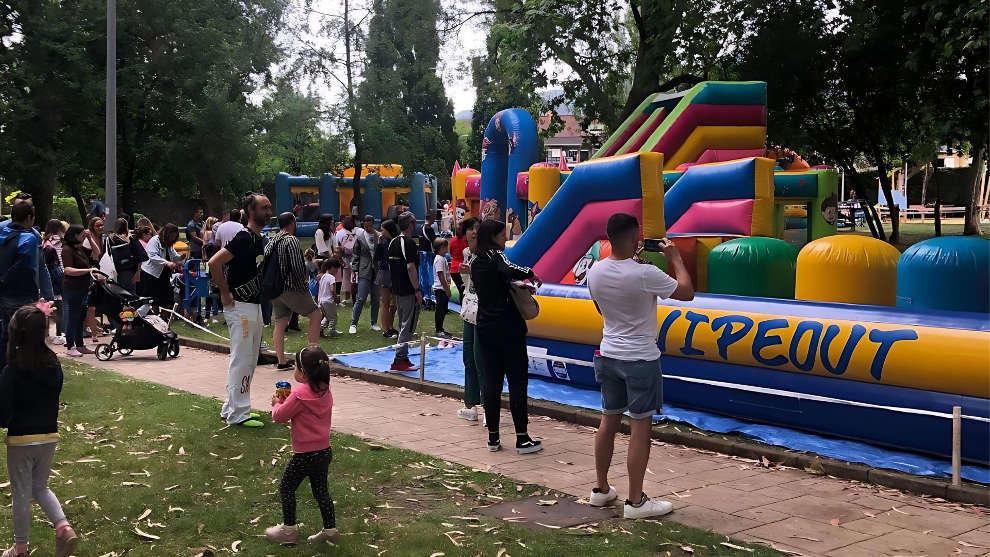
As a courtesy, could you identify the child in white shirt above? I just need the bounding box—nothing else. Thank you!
[432,238,451,338]
[318,259,342,337]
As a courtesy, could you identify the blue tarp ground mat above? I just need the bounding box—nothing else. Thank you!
[334,344,990,484]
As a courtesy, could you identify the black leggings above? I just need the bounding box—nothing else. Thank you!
[434,289,449,333]
[477,325,530,435]
[279,448,335,529]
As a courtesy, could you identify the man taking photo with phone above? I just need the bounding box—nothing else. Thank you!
[586,213,694,519]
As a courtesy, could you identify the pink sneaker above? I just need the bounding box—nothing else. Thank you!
[55,526,78,557]
[265,524,298,545]
[2,547,28,557]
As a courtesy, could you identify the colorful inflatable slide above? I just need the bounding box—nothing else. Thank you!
[458,81,990,465]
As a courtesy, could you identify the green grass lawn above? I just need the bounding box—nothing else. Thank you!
[840,221,990,251]
[174,302,463,356]
[0,361,779,556]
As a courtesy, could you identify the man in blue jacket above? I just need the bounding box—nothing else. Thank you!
[0,198,54,367]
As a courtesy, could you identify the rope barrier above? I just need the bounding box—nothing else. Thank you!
[159,307,231,342]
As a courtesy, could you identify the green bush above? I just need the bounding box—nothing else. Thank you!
[51,196,83,225]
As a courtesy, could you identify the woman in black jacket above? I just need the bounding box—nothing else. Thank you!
[471,219,543,454]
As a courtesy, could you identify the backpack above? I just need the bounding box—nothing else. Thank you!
[259,235,286,301]
[0,228,28,290]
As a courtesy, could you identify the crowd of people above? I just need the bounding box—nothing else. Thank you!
[0,190,693,552]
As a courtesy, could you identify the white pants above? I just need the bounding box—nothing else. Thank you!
[221,301,262,424]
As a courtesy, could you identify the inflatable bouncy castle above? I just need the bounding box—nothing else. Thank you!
[275,164,438,236]
[459,81,990,465]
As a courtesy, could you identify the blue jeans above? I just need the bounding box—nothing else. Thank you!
[62,288,88,349]
[351,277,379,327]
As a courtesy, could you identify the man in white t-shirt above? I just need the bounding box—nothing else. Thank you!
[585,213,694,520]
[214,209,246,248]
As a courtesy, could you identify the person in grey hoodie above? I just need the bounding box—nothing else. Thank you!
[349,215,380,334]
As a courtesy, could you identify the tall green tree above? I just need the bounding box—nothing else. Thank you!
[0,0,105,224]
[464,0,544,169]
[114,0,285,216]
[359,0,459,194]
[0,0,286,221]
[907,0,988,235]
[255,81,349,181]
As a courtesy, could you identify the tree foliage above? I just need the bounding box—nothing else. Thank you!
[0,0,288,221]
[359,0,459,194]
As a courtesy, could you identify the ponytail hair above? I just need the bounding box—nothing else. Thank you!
[295,345,331,393]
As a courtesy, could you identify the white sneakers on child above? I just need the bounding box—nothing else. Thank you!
[623,493,673,519]
[307,528,340,544]
[371,324,381,331]
[456,407,478,422]
[589,485,618,507]
[348,325,357,334]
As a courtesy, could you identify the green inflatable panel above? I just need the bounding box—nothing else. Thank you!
[708,237,797,299]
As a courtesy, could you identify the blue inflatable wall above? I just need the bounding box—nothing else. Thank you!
[480,109,539,226]
[897,236,990,312]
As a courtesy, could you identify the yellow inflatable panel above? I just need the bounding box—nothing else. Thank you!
[796,235,900,306]
[664,126,767,169]
[638,151,665,238]
[694,237,725,292]
[529,295,990,398]
[529,166,561,211]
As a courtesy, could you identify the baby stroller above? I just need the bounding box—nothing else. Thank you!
[91,270,180,361]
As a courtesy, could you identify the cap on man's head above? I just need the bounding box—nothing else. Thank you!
[363,214,374,222]
[277,211,296,229]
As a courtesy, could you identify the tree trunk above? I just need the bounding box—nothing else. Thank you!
[963,146,985,235]
[68,183,88,224]
[844,165,884,239]
[875,156,897,244]
[981,164,990,220]
[195,172,225,218]
[343,0,362,214]
[618,2,669,123]
[919,162,930,207]
[20,168,57,226]
[932,160,942,236]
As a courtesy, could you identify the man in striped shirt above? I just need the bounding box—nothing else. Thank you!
[267,212,322,370]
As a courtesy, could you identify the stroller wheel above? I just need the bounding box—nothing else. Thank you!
[156,344,168,361]
[95,344,114,361]
[118,347,133,356]
[167,339,180,359]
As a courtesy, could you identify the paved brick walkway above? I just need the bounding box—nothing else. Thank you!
[80,347,989,556]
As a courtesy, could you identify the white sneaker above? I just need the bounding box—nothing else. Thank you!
[51,335,66,346]
[321,317,329,327]
[371,324,381,332]
[623,493,673,519]
[589,485,618,507]
[66,348,82,357]
[307,527,340,544]
[348,325,357,334]
[456,407,478,422]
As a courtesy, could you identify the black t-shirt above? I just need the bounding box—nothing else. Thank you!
[225,229,265,303]
[388,235,419,296]
[419,223,437,255]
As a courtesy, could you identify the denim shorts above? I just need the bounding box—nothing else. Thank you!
[593,355,662,419]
